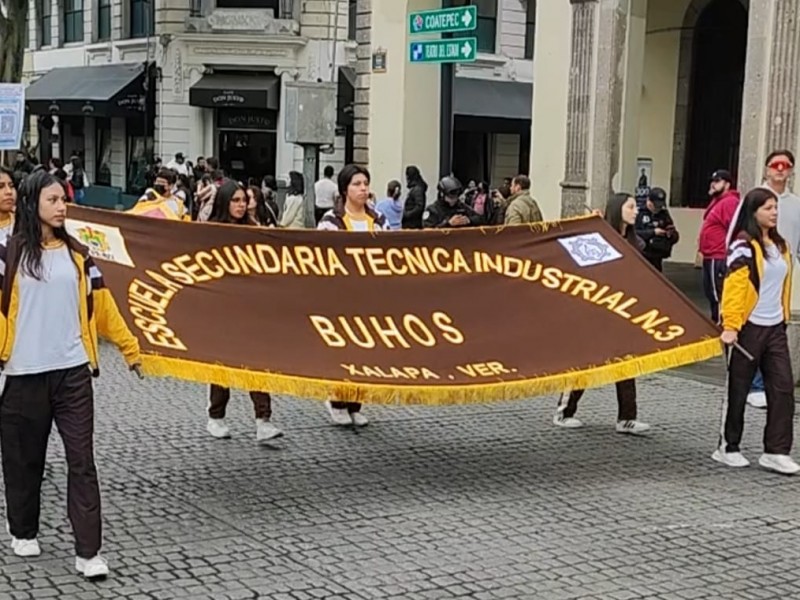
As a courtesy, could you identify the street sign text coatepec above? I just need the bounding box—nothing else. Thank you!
[409,6,477,35]
[409,38,478,64]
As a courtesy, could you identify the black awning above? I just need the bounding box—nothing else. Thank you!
[453,77,532,121]
[25,63,149,118]
[190,74,280,110]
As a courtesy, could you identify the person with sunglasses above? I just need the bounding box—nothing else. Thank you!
[727,151,800,409]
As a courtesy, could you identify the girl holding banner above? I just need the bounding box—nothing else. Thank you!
[716,188,798,475]
[204,179,284,443]
[553,193,652,436]
[318,164,389,426]
[0,171,141,578]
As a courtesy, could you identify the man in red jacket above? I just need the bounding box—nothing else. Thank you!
[698,169,740,323]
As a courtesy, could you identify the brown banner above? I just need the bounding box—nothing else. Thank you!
[66,206,721,404]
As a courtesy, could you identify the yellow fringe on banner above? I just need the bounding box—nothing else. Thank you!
[139,337,722,406]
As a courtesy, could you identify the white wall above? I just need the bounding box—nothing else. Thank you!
[529,0,570,219]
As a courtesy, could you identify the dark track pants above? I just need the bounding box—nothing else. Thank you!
[702,258,726,324]
[722,323,795,454]
[559,380,638,421]
[0,365,101,558]
[330,401,362,413]
[209,385,272,420]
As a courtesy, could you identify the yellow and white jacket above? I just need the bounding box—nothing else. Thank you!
[720,234,792,332]
[0,236,140,375]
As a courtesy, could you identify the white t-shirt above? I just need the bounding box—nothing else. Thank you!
[5,243,89,375]
[749,243,787,327]
[0,215,13,242]
[314,178,338,209]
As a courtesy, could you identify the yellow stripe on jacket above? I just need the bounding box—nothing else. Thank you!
[720,236,792,332]
[0,242,140,373]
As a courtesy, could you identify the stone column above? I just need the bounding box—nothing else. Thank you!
[738,0,800,191]
[560,0,629,216]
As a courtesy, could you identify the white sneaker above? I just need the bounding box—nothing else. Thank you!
[351,412,369,427]
[255,419,283,442]
[553,413,584,429]
[325,401,353,426]
[76,555,109,579]
[759,453,800,475]
[711,448,750,468]
[11,537,41,557]
[747,391,767,409]
[206,418,231,439]
[616,420,651,436]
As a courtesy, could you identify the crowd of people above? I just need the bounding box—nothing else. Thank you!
[0,146,797,582]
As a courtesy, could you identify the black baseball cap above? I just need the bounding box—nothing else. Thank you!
[648,187,667,208]
[711,169,733,183]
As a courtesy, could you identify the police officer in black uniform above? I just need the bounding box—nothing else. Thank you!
[635,186,680,272]
[422,176,483,229]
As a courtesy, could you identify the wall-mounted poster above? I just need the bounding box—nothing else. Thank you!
[635,157,653,201]
[0,84,25,151]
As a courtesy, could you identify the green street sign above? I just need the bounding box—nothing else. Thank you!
[409,6,477,35]
[409,38,478,64]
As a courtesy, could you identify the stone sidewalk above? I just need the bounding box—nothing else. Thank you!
[0,347,798,600]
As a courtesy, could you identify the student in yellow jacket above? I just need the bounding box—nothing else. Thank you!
[717,187,798,475]
[0,171,142,579]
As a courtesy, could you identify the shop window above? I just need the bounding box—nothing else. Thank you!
[216,0,279,12]
[524,1,535,60]
[348,0,356,41]
[127,119,154,195]
[98,0,112,41]
[39,0,52,46]
[63,0,84,43]
[95,119,112,186]
[129,0,154,38]
[452,0,497,54]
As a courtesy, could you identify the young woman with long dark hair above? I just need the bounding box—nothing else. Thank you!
[553,193,651,436]
[715,187,798,474]
[317,164,389,426]
[246,185,279,227]
[204,180,283,442]
[0,170,141,578]
[0,166,17,240]
[279,171,306,228]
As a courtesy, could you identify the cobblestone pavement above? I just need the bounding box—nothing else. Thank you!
[1,345,799,600]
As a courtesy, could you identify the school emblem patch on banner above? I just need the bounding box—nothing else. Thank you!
[67,207,721,405]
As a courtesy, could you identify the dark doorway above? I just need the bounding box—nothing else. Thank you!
[683,0,748,207]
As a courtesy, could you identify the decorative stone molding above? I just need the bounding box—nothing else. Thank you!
[173,47,184,100]
[185,9,299,35]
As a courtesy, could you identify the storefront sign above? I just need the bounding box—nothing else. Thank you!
[217,109,277,131]
[0,84,26,151]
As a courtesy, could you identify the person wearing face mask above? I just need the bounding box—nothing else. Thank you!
[698,169,741,324]
[166,152,189,177]
[402,165,429,229]
[374,180,404,230]
[129,168,188,220]
[553,193,651,436]
[0,166,17,241]
[422,176,482,229]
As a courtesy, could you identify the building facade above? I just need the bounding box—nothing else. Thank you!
[531,0,800,269]
[22,0,355,193]
[353,0,535,199]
